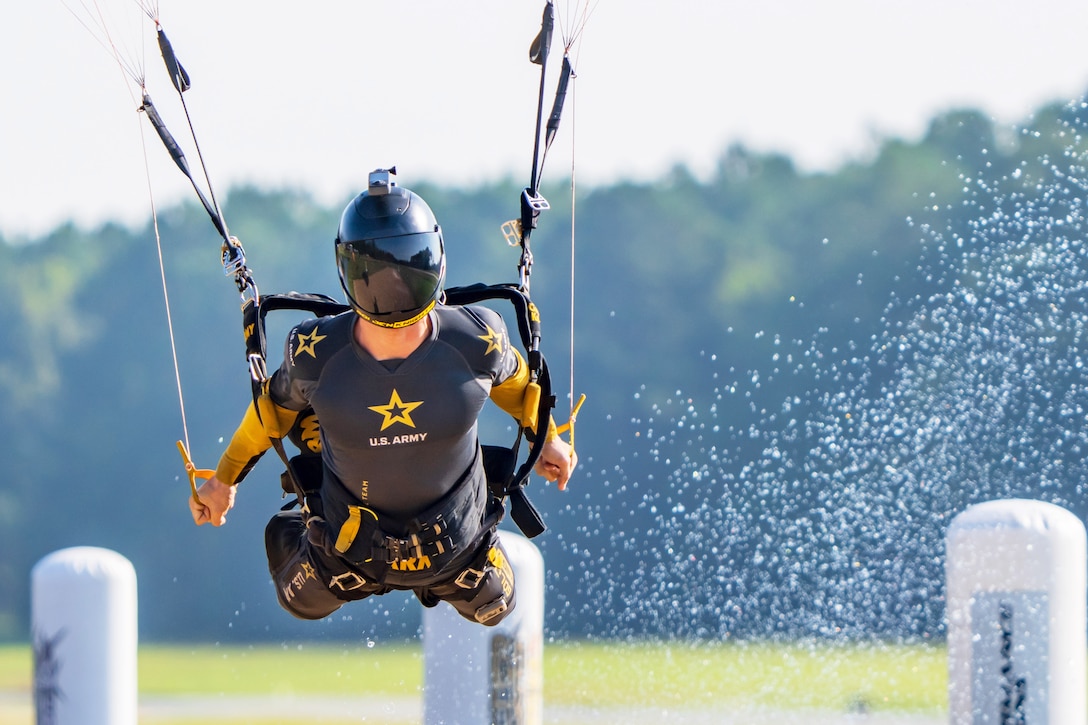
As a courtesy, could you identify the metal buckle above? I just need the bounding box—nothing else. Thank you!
[474,596,509,624]
[248,353,268,383]
[329,571,368,592]
[454,567,487,590]
[501,219,522,247]
[522,189,550,213]
[221,236,247,276]
[384,536,411,562]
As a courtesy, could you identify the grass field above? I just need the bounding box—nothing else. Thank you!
[0,639,948,724]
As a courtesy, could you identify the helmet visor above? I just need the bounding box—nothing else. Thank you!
[336,231,444,326]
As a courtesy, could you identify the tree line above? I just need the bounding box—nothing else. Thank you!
[2,97,1087,642]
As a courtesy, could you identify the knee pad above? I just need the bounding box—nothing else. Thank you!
[265,511,306,573]
[451,541,518,626]
[266,511,367,621]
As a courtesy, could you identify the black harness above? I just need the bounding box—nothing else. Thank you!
[243,283,555,542]
[135,4,579,549]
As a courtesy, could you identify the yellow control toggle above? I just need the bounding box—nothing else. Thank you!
[176,440,215,503]
[556,394,587,454]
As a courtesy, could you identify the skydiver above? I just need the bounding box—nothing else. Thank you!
[189,169,576,626]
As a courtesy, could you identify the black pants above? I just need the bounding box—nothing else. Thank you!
[265,511,517,626]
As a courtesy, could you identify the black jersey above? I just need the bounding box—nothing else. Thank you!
[269,304,520,523]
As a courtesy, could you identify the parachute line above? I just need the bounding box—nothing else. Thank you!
[63,0,202,458]
[542,0,596,416]
[555,0,600,55]
[62,0,150,99]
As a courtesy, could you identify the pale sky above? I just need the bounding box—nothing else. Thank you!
[4,1,1088,237]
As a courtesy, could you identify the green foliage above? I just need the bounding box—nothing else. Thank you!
[0,223,122,410]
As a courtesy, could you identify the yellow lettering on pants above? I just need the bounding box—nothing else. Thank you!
[390,556,432,572]
[489,546,515,597]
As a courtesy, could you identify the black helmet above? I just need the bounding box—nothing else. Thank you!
[335,168,446,328]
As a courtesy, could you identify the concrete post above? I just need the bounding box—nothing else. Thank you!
[946,499,1086,724]
[31,547,138,725]
[423,530,544,725]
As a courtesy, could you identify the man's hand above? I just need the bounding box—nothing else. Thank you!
[535,436,578,491]
[189,476,236,526]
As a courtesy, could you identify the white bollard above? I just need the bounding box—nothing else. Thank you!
[31,547,138,725]
[946,499,1087,724]
[423,529,544,725]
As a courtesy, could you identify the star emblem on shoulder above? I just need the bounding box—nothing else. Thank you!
[479,324,505,356]
[295,326,326,359]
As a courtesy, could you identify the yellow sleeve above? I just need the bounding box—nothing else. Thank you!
[489,349,558,440]
[214,395,301,485]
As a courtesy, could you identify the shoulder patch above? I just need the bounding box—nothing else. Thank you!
[294,325,327,359]
[286,313,350,371]
[478,323,507,356]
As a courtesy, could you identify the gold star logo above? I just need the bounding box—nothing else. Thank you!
[295,327,326,358]
[301,562,317,581]
[479,324,505,356]
[368,389,423,431]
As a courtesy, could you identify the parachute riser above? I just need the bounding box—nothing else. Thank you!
[505,1,586,464]
[509,2,577,296]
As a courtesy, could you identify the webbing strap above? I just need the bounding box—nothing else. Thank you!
[242,292,350,505]
[246,286,552,538]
